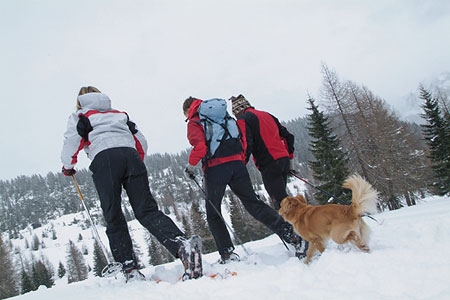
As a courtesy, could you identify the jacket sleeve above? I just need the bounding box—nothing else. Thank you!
[61,113,85,169]
[237,118,250,163]
[186,119,207,166]
[272,114,295,157]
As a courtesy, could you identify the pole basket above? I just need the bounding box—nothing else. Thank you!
[101,262,124,278]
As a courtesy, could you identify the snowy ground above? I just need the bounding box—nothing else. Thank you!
[9,195,450,300]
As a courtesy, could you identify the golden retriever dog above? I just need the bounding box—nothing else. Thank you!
[279,174,378,264]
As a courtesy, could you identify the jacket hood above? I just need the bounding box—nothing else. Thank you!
[78,93,112,111]
[187,99,202,120]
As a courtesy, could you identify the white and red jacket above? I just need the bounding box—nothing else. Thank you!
[61,92,148,170]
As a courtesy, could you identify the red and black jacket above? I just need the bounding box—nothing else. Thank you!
[237,107,294,169]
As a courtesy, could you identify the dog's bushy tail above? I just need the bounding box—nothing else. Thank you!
[343,174,379,216]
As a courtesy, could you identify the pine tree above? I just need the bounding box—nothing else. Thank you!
[31,233,40,251]
[419,86,450,195]
[51,227,57,240]
[92,239,108,277]
[306,98,350,204]
[57,261,66,278]
[147,234,173,265]
[190,200,216,254]
[0,235,18,298]
[229,192,271,243]
[20,268,34,294]
[32,259,54,289]
[66,240,88,283]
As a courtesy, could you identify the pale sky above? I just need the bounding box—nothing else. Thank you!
[1,0,449,181]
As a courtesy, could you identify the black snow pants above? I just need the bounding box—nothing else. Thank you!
[89,147,184,265]
[204,160,296,256]
[259,157,290,210]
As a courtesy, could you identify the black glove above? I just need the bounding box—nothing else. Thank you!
[184,164,196,180]
[62,166,76,176]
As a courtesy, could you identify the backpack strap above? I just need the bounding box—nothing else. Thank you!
[77,113,93,142]
[124,113,139,134]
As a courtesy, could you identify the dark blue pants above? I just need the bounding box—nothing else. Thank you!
[89,147,184,264]
[260,157,290,210]
[204,160,295,256]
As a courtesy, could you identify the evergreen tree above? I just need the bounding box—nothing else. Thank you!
[32,259,54,289]
[147,233,174,265]
[419,86,450,195]
[0,235,18,298]
[190,201,215,254]
[306,98,350,204]
[31,233,40,251]
[229,192,271,243]
[20,268,34,295]
[51,226,57,240]
[66,240,88,283]
[57,261,66,279]
[181,215,192,238]
[92,239,108,277]
[147,233,163,265]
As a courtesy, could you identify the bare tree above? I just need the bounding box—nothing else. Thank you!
[319,64,431,210]
[320,64,370,180]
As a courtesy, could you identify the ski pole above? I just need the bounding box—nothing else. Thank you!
[289,171,347,205]
[191,176,250,257]
[71,175,122,277]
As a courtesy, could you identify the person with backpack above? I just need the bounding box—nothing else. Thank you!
[182,96,308,263]
[229,94,295,210]
[61,86,202,282]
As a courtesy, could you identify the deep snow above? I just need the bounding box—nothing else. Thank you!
[7,194,450,300]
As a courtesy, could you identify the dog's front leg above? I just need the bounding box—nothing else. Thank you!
[304,239,322,264]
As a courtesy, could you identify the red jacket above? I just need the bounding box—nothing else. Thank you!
[237,107,294,169]
[186,99,245,169]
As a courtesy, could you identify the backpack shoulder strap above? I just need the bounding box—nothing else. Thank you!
[77,113,93,142]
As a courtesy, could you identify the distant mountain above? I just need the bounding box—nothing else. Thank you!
[397,71,450,124]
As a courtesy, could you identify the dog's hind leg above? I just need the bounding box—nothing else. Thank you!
[346,231,370,252]
[359,219,372,246]
[330,224,353,245]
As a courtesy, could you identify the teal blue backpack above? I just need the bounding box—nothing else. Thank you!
[198,98,242,160]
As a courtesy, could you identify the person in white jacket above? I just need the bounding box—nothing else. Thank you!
[61,86,202,281]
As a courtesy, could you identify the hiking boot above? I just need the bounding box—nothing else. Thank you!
[123,266,145,282]
[217,251,240,264]
[124,268,145,282]
[122,259,145,282]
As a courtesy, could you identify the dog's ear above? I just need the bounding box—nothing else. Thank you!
[284,197,298,210]
[296,195,307,204]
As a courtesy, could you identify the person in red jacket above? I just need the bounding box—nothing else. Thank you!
[183,97,308,263]
[230,94,295,210]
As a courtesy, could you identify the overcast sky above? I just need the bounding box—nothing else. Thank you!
[1,0,449,181]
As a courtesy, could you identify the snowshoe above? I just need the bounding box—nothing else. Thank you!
[101,261,124,278]
[179,235,203,280]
